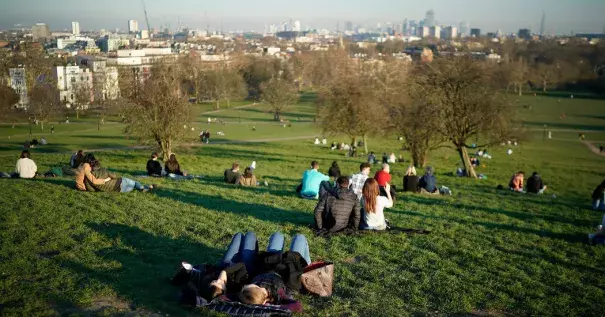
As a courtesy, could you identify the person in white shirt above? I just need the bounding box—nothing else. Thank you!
[350,163,371,200]
[40,137,48,145]
[360,178,393,230]
[15,150,37,179]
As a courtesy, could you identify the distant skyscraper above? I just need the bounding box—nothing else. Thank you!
[445,26,458,39]
[345,21,353,32]
[128,20,139,33]
[293,20,301,32]
[518,28,531,40]
[417,26,429,38]
[402,19,408,35]
[459,21,470,37]
[424,10,435,28]
[429,26,441,39]
[540,12,546,36]
[31,23,50,42]
[71,21,80,35]
[470,28,481,38]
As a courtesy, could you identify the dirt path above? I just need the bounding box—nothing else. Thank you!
[582,140,605,157]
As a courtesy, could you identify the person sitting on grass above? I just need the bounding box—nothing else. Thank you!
[526,172,547,194]
[592,180,605,211]
[367,152,377,164]
[40,137,47,145]
[418,166,439,194]
[224,163,242,185]
[509,171,525,193]
[375,163,396,199]
[387,153,397,164]
[350,163,371,200]
[297,161,331,199]
[360,179,393,231]
[403,166,419,192]
[70,150,85,168]
[328,161,341,181]
[237,232,311,312]
[314,176,361,235]
[76,154,153,193]
[239,167,257,187]
[146,152,163,177]
[15,150,37,179]
[165,154,191,179]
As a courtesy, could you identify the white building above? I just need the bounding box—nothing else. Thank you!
[430,26,441,39]
[139,29,150,39]
[32,23,51,42]
[417,26,429,38]
[54,65,93,108]
[445,26,458,40]
[57,36,95,49]
[72,21,80,35]
[128,20,139,33]
[293,21,301,32]
[9,68,28,109]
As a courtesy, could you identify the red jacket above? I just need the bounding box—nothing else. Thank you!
[374,170,391,187]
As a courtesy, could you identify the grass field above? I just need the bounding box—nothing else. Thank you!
[1,95,605,317]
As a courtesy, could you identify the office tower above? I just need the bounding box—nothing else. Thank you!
[72,21,80,35]
[128,20,139,33]
[459,21,470,37]
[518,28,531,40]
[429,26,441,38]
[424,10,435,28]
[540,12,546,36]
[445,26,458,39]
[293,21,301,32]
[417,26,429,38]
[31,23,50,41]
[402,19,408,35]
[345,21,353,32]
[470,28,481,37]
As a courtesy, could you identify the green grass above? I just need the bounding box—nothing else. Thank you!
[0,95,605,316]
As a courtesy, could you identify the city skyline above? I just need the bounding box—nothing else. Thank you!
[1,0,604,34]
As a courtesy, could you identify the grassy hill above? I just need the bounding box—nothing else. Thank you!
[0,95,604,316]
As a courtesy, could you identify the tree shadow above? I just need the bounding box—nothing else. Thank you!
[57,222,222,316]
[523,121,605,132]
[30,177,75,189]
[155,187,312,226]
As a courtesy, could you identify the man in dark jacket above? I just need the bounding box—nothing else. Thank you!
[314,176,361,234]
[526,172,547,194]
[146,152,163,177]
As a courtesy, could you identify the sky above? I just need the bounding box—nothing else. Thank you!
[1,0,604,34]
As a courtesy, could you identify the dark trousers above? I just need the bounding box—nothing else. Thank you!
[296,181,335,198]
[379,186,396,200]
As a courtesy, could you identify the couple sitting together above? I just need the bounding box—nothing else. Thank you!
[313,163,394,234]
[224,162,258,187]
[171,232,312,313]
[146,153,194,179]
[77,153,154,193]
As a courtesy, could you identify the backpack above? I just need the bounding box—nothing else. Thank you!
[300,261,334,297]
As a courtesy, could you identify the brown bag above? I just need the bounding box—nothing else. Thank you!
[301,261,334,297]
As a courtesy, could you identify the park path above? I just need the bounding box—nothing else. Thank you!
[581,140,605,157]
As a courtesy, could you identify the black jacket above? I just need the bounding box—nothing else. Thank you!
[403,175,419,192]
[526,175,544,194]
[314,188,361,233]
[593,184,605,200]
[146,159,162,176]
[328,166,341,178]
[253,251,308,292]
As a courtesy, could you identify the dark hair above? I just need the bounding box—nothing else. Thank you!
[77,150,83,155]
[359,162,371,171]
[331,161,338,168]
[243,167,253,178]
[20,150,31,159]
[83,153,97,165]
[336,176,350,188]
[201,284,224,301]
[517,171,525,175]
[151,152,158,159]
[532,172,538,176]
[311,161,319,168]
[168,154,178,163]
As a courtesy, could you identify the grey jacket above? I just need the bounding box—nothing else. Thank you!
[314,188,361,233]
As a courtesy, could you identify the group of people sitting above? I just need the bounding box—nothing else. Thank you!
[171,231,313,312]
[146,152,194,180]
[76,153,154,193]
[24,137,48,148]
[367,152,398,165]
[223,162,259,187]
[294,161,445,233]
[508,171,548,194]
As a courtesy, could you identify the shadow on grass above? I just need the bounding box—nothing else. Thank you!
[523,121,605,132]
[57,222,221,315]
[155,187,311,226]
[31,177,75,189]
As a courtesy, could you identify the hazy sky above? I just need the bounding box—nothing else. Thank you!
[1,0,604,34]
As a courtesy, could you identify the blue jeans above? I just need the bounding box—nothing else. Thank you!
[289,234,312,265]
[221,232,258,271]
[593,199,605,211]
[120,177,145,192]
[168,173,193,180]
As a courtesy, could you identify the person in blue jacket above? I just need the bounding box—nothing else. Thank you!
[296,161,332,199]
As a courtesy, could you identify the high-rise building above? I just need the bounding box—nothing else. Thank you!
[293,20,301,32]
[9,68,28,109]
[429,26,441,39]
[402,19,409,35]
[72,21,80,35]
[424,10,435,28]
[445,26,458,39]
[345,21,353,32]
[417,26,429,38]
[32,23,51,42]
[470,28,481,38]
[540,12,546,36]
[459,21,470,37]
[128,20,139,33]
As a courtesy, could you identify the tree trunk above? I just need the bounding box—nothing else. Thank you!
[160,139,172,161]
[363,134,368,154]
[458,146,477,178]
[543,80,547,92]
[76,108,79,119]
[411,148,427,168]
[215,100,220,110]
[274,110,280,121]
[40,120,44,131]
[227,98,231,109]
[518,83,523,96]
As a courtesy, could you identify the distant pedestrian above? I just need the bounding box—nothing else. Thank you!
[205,130,210,144]
[600,145,604,153]
[548,131,552,139]
[51,126,55,134]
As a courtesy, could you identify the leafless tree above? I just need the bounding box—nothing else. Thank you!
[28,84,61,130]
[260,78,299,122]
[0,86,19,122]
[72,82,92,119]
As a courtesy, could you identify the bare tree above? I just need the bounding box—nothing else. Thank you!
[0,86,19,122]
[511,57,529,96]
[72,82,92,119]
[202,63,247,109]
[416,58,518,178]
[260,78,299,122]
[28,84,61,130]
[123,63,192,160]
[533,63,558,92]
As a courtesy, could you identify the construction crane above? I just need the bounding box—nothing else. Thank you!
[141,0,151,32]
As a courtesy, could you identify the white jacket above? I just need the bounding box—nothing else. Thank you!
[15,158,37,178]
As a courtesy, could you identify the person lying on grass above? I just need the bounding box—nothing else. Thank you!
[75,154,154,193]
[314,176,361,235]
[236,232,311,312]
[360,178,393,231]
